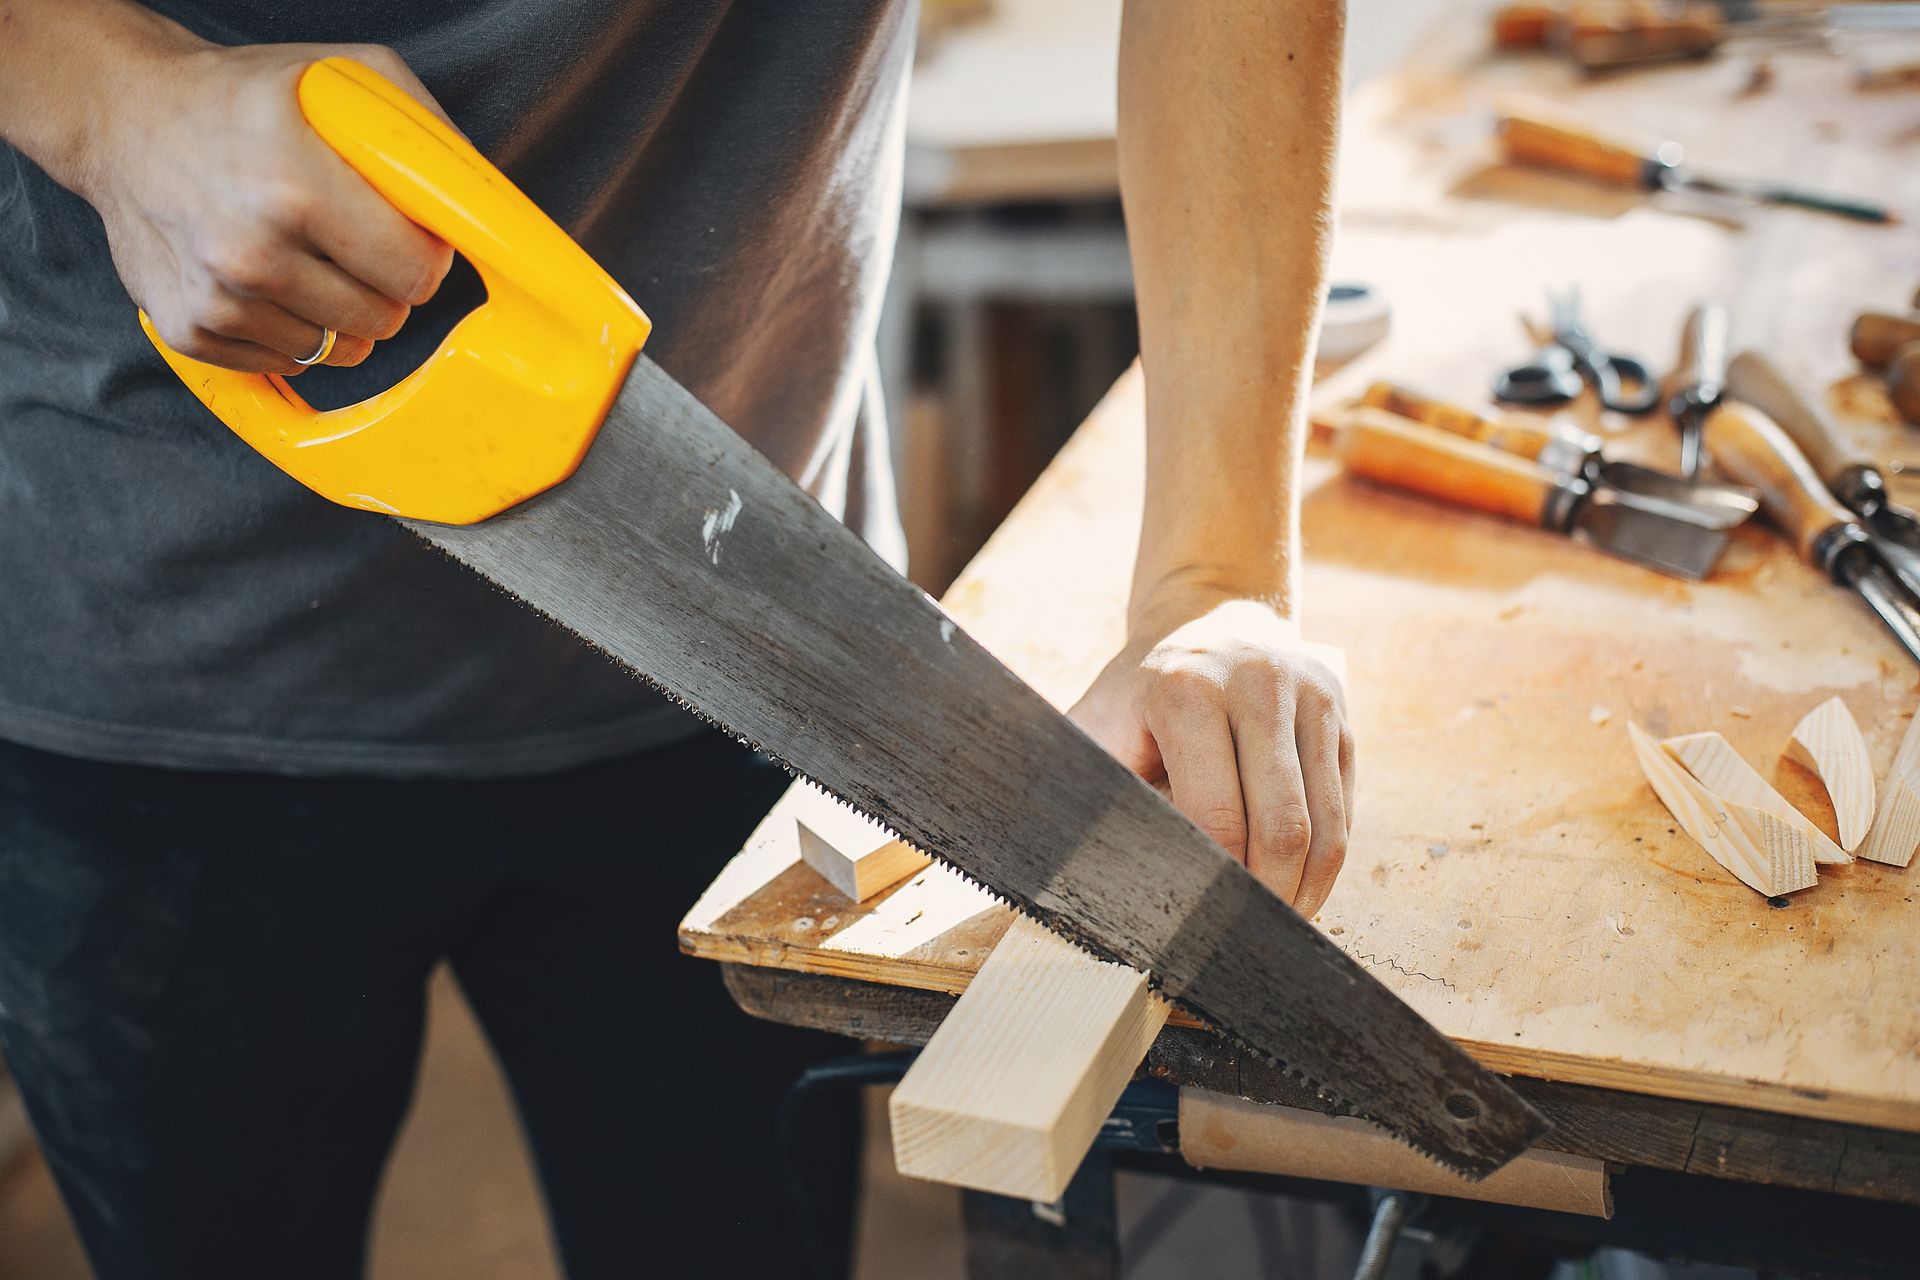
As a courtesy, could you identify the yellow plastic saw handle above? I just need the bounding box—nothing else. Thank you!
[139,57,651,525]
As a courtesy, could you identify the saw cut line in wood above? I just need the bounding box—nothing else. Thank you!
[1861,709,1920,868]
[888,914,1171,1202]
[1783,696,1876,852]
[1628,722,1817,897]
[1663,730,1850,865]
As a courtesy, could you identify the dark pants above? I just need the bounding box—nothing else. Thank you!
[0,732,856,1280]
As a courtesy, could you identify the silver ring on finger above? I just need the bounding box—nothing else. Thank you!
[293,328,338,367]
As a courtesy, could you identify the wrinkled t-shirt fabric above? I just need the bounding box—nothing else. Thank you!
[0,0,911,776]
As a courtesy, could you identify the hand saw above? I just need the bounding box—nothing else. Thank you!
[139,58,1544,1176]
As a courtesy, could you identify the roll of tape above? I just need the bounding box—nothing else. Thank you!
[1319,281,1392,362]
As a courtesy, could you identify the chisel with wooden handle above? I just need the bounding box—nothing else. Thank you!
[1340,407,1736,579]
[1724,351,1920,601]
[1891,349,1920,427]
[1564,1,1726,70]
[1704,401,1920,663]
[1851,313,1920,424]
[1361,382,1591,473]
[1851,312,1920,368]
[1489,2,1726,67]
[1495,97,1894,224]
[1359,382,1755,529]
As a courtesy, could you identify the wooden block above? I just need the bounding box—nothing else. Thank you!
[1178,1089,1612,1218]
[1890,705,1920,779]
[796,806,932,903]
[889,915,1171,1202]
[1861,710,1920,868]
[1663,730,1850,865]
[1628,722,1817,897]
[1860,776,1920,869]
[890,640,1344,1202]
[1784,696,1876,852]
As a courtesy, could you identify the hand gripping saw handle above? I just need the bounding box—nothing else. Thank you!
[140,57,650,526]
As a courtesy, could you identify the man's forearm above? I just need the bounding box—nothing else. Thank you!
[0,0,197,194]
[1117,0,1344,625]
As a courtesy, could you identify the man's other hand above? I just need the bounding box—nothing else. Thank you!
[1071,596,1354,918]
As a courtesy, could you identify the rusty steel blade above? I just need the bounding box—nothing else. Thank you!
[416,357,1547,1176]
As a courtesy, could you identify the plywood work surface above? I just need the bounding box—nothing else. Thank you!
[684,32,1920,1132]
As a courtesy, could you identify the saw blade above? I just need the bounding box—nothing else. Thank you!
[416,356,1546,1176]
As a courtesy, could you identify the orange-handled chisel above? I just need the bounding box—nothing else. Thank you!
[1495,97,1894,224]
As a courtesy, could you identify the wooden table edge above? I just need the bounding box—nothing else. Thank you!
[715,961,1920,1211]
[681,928,1920,1138]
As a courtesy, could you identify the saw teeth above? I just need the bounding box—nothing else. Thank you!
[418,535,1484,1177]
[1141,977,1486,1178]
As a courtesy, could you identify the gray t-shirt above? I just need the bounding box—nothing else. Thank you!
[0,1,909,775]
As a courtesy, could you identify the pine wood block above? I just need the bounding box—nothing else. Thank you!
[1628,723,1817,897]
[1663,730,1850,865]
[883,640,1345,1203]
[1784,696,1876,852]
[1860,776,1920,868]
[889,915,1171,1202]
[796,806,932,903]
[1861,710,1920,868]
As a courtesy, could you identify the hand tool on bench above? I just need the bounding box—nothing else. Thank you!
[134,58,1544,1177]
[1891,349,1920,426]
[1725,351,1920,601]
[1560,1,1726,70]
[1667,301,1728,480]
[1491,1,1725,70]
[1495,97,1895,224]
[1850,311,1920,424]
[1359,382,1757,529]
[1494,287,1661,414]
[1850,311,1920,369]
[1495,2,1920,68]
[1339,406,1741,579]
[1704,399,1920,664]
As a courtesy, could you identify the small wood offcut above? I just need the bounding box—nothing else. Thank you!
[1784,696,1875,852]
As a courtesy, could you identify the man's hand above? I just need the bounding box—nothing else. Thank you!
[1109,2,1349,913]
[0,1,451,374]
[87,39,454,374]
[1072,594,1353,918]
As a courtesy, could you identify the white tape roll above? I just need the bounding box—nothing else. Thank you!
[1318,281,1391,362]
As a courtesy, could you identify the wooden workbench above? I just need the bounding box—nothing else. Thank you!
[684,12,1920,1227]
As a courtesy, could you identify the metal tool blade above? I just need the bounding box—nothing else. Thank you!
[1568,487,1733,580]
[1675,171,1893,225]
[1862,498,1920,547]
[1841,554,1920,665]
[414,357,1544,1177]
[1593,461,1758,532]
[1852,499,1920,601]
[1862,528,1920,609]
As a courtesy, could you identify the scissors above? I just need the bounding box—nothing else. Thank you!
[1493,288,1660,415]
